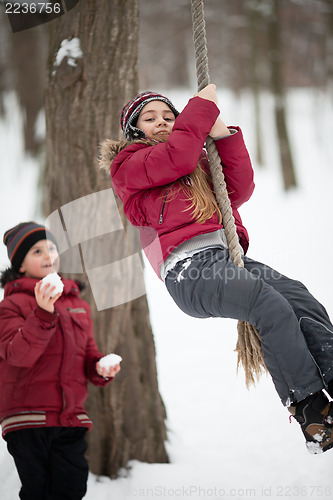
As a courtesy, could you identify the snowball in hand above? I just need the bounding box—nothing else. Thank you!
[99,353,122,368]
[41,272,64,298]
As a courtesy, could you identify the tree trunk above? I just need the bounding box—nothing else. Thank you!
[324,0,333,92]
[44,0,168,478]
[267,0,297,190]
[0,13,47,153]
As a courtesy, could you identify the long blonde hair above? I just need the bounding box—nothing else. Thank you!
[153,136,222,224]
[99,137,222,224]
[165,162,222,224]
[183,163,222,224]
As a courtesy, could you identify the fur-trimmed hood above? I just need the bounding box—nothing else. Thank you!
[98,138,158,174]
[98,139,129,174]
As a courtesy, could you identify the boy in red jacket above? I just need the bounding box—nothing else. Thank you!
[102,84,333,454]
[0,221,121,499]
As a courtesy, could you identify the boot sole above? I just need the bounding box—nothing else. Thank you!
[305,423,333,454]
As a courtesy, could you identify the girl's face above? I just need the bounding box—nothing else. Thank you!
[136,101,175,140]
[19,239,59,279]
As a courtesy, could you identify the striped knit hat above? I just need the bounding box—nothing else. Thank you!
[3,222,58,272]
[120,91,179,140]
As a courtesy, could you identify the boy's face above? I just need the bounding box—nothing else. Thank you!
[19,239,59,279]
[136,100,175,140]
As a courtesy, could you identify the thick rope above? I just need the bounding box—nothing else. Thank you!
[191,0,267,386]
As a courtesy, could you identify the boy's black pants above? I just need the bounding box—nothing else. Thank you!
[6,427,88,500]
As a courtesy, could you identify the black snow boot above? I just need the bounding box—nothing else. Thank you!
[288,391,333,454]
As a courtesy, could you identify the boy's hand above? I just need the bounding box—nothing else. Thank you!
[96,361,121,379]
[34,281,62,313]
[194,83,218,105]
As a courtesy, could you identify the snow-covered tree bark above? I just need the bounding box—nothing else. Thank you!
[44,0,168,477]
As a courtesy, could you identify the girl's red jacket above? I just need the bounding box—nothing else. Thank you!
[0,276,110,437]
[111,96,255,278]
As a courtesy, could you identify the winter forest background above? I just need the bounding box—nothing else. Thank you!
[1,0,333,499]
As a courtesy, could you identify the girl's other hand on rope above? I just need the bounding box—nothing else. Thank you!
[209,117,231,139]
[194,85,230,139]
[194,83,218,105]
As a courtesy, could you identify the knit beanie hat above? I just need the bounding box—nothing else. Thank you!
[120,91,179,140]
[3,222,58,272]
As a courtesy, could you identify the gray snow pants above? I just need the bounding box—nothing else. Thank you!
[164,248,333,405]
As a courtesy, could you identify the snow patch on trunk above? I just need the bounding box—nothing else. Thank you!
[54,38,83,67]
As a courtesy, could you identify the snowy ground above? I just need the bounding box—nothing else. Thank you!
[1,88,333,499]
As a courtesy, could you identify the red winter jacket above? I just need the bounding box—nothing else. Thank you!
[0,276,110,437]
[111,96,255,278]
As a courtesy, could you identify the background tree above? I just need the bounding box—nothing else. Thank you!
[44,0,168,477]
[266,0,297,190]
[139,0,192,89]
[323,0,333,91]
[0,12,47,153]
[245,0,264,166]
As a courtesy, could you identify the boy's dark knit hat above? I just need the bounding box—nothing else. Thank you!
[120,91,179,140]
[3,221,58,272]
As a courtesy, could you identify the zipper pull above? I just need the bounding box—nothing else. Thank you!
[159,187,170,224]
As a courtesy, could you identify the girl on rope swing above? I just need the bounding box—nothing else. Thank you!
[100,83,333,453]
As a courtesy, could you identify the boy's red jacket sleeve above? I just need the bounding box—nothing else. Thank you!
[81,304,113,386]
[0,300,58,368]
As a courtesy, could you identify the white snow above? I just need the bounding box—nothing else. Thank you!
[176,257,192,282]
[99,354,122,369]
[313,432,324,443]
[306,441,323,455]
[40,272,64,298]
[0,91,41,291]
[54,37,83,68]
[1,88,333,499]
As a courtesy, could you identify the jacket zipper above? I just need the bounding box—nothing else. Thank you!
[159,187,170,224]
